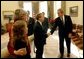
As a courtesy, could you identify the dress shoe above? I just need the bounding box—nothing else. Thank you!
[67,53,70,57]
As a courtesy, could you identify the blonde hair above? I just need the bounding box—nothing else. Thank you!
[14,9,27,22]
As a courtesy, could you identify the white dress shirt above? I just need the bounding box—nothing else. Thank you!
[60,15,65,24]
[38,20,42,26]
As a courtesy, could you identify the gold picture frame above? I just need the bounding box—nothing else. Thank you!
[70,6,78,17]
[3,11,14,21]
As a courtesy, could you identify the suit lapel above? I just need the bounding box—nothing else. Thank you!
[64,15,67,24]
[59,17,63,25]
[37,21,43,29]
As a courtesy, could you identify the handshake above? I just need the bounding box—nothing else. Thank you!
[47,32,51,37]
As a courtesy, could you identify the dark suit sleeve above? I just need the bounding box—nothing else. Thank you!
[42,18,49,33]
[68,16,73,33]
[46,18,49,28]
[28,18,35,36]
[50,19,58,34]
[45,18,49,33]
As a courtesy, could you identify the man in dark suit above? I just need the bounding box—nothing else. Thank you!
[27,11,35,36]
[42,12,49,33]
[50,9,73,58]
[42,12,49,44]
[34,13,49,58]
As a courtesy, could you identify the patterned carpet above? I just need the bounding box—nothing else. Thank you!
[71,33,83,50]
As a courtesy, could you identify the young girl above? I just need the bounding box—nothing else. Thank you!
[13,20,29,58]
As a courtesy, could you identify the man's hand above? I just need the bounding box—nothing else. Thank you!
[68,33,72,38]
[14,48,27,56]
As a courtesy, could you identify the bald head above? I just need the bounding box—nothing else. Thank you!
[57,9,64,17]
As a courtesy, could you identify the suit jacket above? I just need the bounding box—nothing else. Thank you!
[27,17,35,36]
[51,15,73,36]
[42,17,49,33]
[34,21,48,45]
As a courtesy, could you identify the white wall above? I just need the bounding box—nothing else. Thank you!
[1,1,20,25]
[23,1,32,17]
[39,1,48,17]
[66,1,83,25]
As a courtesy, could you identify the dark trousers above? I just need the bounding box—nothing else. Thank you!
[35,44,44,58]
[59,34,71,55]
[16,54,31,58]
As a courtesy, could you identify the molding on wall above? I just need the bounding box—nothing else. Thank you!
[61,1,66,14]
[32,2,39,14]
[48,1,54,18]
[18,1,23,8]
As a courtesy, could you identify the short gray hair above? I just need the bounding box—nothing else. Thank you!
[57,8,64,13]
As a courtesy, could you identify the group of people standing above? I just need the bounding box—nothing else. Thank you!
[7,8,73,58]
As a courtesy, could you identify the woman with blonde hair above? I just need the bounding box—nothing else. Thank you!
[7,9,31,58]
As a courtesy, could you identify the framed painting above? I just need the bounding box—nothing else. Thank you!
[3,11,14,21]
[70,6,78,17]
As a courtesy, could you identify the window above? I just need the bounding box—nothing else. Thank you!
[39,1,48,17]
[23,1,32,17]
[54,1,61,18]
